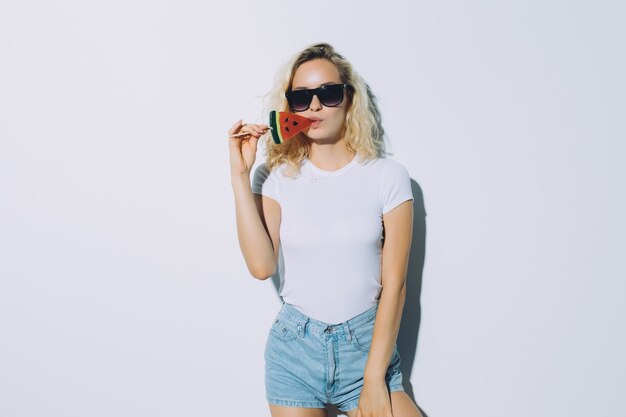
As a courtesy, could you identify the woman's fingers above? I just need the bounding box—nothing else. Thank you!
[229,122,270,139]
[228,119,244,136]
[243,123,270,136]
[230,131,252,138]
[255,124,271,134]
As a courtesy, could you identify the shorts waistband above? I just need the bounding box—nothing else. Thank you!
[278,302,378,336]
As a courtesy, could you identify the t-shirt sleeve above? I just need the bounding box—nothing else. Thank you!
[381,161,414,214]
[252,163,280,202]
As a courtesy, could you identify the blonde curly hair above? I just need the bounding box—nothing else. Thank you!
[261,43,386,177]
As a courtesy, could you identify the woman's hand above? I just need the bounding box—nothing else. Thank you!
[228,120,270,178]
[356,379,394,417]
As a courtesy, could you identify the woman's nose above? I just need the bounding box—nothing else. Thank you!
[309,94,323,111]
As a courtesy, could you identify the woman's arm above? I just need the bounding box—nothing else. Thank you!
[231,178,281,280]
[228,120,280,280]
[365,199,413,380]
[357,199,413,416]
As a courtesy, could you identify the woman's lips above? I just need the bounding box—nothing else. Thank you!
[310,118,322,127]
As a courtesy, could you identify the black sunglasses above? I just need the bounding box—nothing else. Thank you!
[285,83,350,112]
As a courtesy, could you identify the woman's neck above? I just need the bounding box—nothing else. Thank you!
[308,139,355,171]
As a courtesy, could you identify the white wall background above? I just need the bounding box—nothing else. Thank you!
[1,1,624,416]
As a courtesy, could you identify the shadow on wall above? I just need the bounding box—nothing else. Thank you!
[268,180,428,417]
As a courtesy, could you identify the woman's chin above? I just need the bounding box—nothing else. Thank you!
[304,131,339,143]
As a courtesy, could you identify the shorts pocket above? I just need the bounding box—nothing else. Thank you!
[350,318,375,353]
[270,317,298,342]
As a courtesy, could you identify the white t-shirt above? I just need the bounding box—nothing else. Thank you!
[252,155,414,324]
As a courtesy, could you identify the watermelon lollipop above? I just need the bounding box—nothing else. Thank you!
[269,111,313,144]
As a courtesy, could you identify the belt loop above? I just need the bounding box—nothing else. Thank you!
[343,322,352,342]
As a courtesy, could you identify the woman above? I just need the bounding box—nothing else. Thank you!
[228,43,422,417]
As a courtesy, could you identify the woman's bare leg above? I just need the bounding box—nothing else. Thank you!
[389,391,423,417]
[269,404,328,417]
[344,391,422,417]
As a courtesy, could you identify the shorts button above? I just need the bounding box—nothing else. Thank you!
[297,325,302,330]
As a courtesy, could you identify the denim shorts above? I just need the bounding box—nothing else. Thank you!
[264,302,404,412]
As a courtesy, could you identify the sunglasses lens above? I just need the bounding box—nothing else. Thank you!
[318,84,345,107]
[286,84,346,112]
[286,91,312,112]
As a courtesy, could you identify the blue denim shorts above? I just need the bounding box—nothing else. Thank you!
[264,302,404,412]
